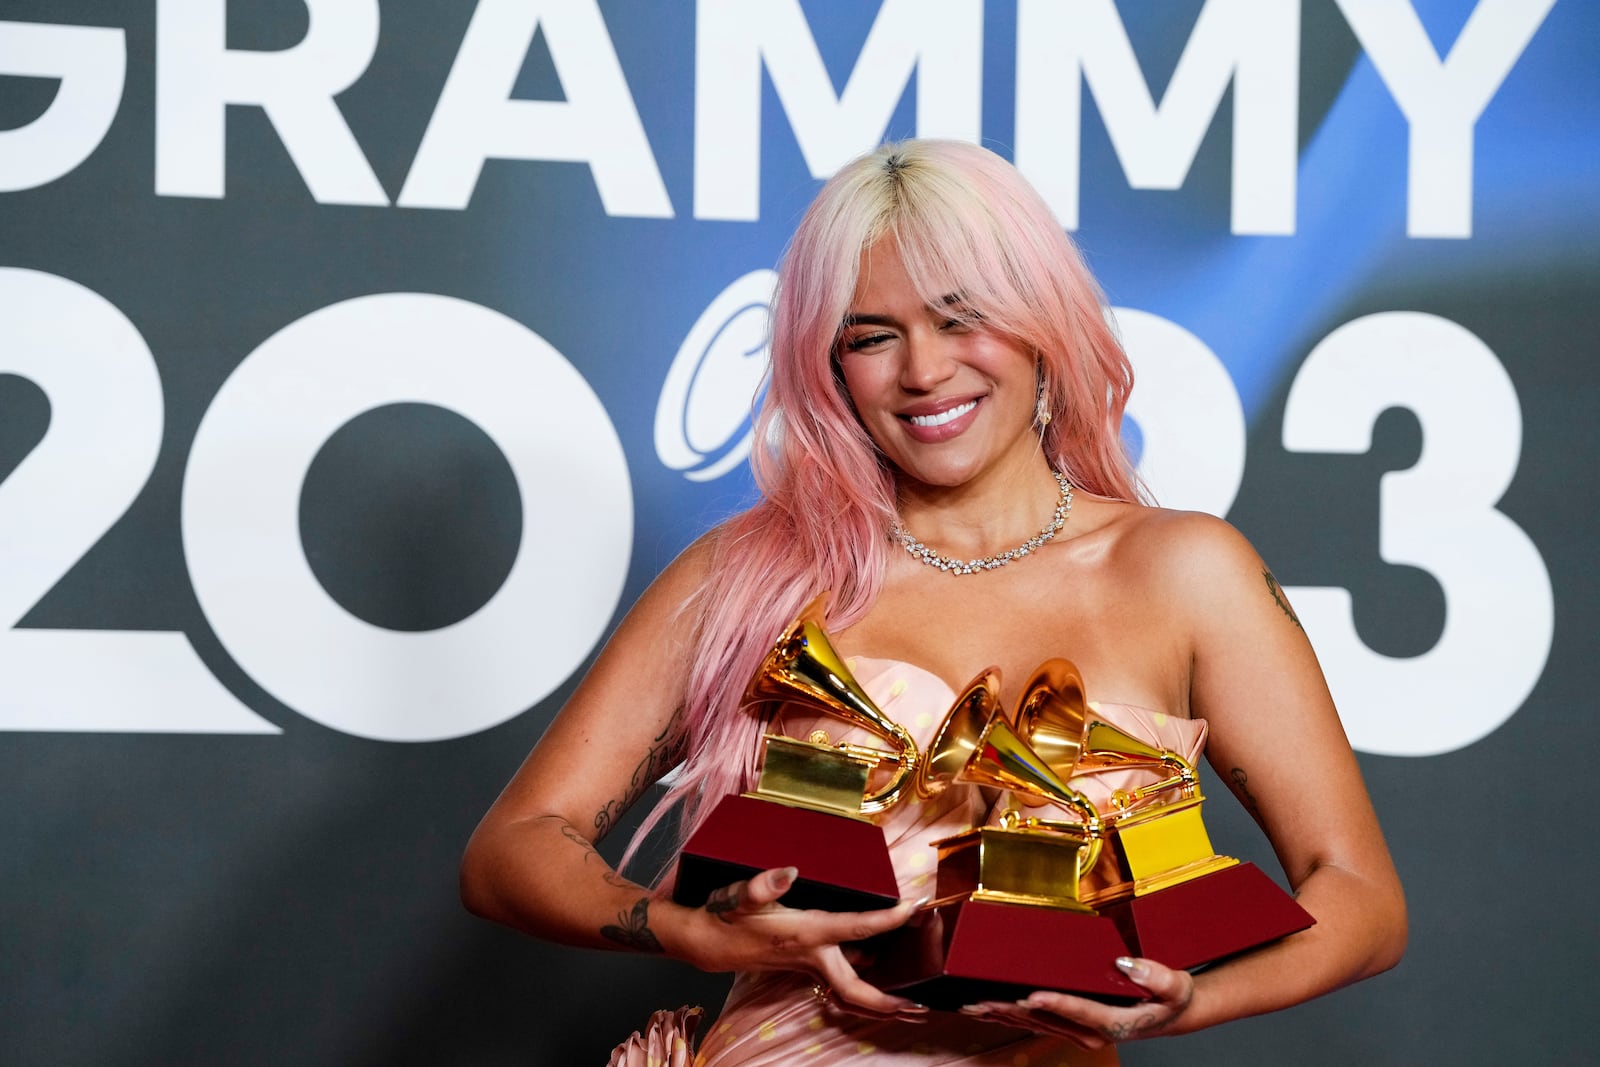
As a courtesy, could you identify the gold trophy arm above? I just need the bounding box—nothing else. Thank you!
[832,739,918,815]
[1107,766,1196,813]
[1081,720,1201,812]
[1076,827,1103,881]
[1000,794,1104,838]
[859,745,918,815]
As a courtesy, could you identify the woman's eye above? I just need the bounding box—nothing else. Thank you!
[844,332,893,352]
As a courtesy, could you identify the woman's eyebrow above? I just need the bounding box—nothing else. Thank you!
[842,296,966,327]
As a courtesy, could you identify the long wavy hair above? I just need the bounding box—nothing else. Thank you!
[624,140,1141,878]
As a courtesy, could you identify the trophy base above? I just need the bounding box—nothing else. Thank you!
[1101,861,1316,971]
[672,794,900,913]
[869,896,1147,1011]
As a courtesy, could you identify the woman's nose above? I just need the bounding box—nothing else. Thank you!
[897,331,956,392]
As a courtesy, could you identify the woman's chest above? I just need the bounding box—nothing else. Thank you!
[835,557,1190,717]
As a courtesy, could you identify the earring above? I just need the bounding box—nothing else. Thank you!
[1034,376,1052,429]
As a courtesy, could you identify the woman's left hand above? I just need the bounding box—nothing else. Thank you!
[959,957,1194,1049]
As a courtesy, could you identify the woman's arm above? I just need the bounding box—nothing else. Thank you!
[1162,515,1406,1030]
[969,513,1406,1046]
[459,535,925,1013]
[458,533,709,951]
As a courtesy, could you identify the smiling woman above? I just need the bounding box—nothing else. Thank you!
[836,239,1043,496]
[459,140,1405,1065]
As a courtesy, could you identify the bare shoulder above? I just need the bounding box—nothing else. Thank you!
[1134,507,1258,574]
[653,523,721,593]
[1083,500,1261,584]
[630,522,727,617]
[584,523,730,682]
[1084,502,1285,627]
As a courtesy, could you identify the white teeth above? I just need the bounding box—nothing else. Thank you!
[908,400,977,427]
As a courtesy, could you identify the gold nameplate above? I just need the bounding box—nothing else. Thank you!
[931,824,1097,912]
[749,734,878,819]
[1114,796,1238,895]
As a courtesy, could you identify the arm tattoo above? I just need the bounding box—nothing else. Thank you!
[1104,1011,1161,1042]
[1230,766,1263,823]
[1262,569,1303,630]
[594,715,686,840]
[538,814,632,889]
[704,885,740,924]
[601,897,665,954]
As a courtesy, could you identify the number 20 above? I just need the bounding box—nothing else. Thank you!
[0,267,632,742]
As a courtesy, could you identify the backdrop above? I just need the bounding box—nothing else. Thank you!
[2,1,1594,1064]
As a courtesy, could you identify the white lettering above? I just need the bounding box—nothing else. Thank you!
[1334,0,1554,238]
[155,0,386,204]
[0,268,278,733]
[695,0,982,221]
[1282,312,1552,755]
[183,293,634,742]
[657,270,777,481]
[1015,0,1298,233]
[0,21,125,192]
[1115,308,1245,516]
[399,0,670,215]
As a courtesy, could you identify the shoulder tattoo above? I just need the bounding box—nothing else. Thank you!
[1262,569,1303,630]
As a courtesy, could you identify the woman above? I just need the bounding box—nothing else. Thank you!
[460,140,1406,1064]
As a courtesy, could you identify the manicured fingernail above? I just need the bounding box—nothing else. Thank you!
[777,866,799,885]
[1115,956,1148,980]
[959,1005,989,1016]
[912,895,932,908]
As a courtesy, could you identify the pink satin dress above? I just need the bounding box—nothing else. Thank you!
[611,657,1208,1067]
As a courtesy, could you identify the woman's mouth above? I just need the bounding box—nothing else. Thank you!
[905,400,977,428]
[897,398,983,443]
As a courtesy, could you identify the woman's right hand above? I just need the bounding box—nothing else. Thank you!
[664,866,928,1017]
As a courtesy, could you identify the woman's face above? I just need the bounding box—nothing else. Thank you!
[835,238,1041,492]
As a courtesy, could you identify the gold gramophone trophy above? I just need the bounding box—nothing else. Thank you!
[671,593,918,913]
[1006,659,1314,970]
[867,667,1147,1007]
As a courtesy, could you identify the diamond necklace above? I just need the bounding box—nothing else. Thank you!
[891,471,1074,576]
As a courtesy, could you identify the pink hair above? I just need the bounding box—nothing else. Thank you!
[623,140,1141,880]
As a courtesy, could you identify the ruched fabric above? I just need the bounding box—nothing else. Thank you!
[606,1005,703,1067]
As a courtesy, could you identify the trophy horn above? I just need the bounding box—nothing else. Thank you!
[915,667,1002,799]
[1014,659,1195,811]
[958,713,1101,834]
[744,592,918,815]
[1011,659,1090,772]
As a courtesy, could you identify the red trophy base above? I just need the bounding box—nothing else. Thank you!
[869,897,1147,1011]
[672,794,900,913]
[1102,862,1316,971]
